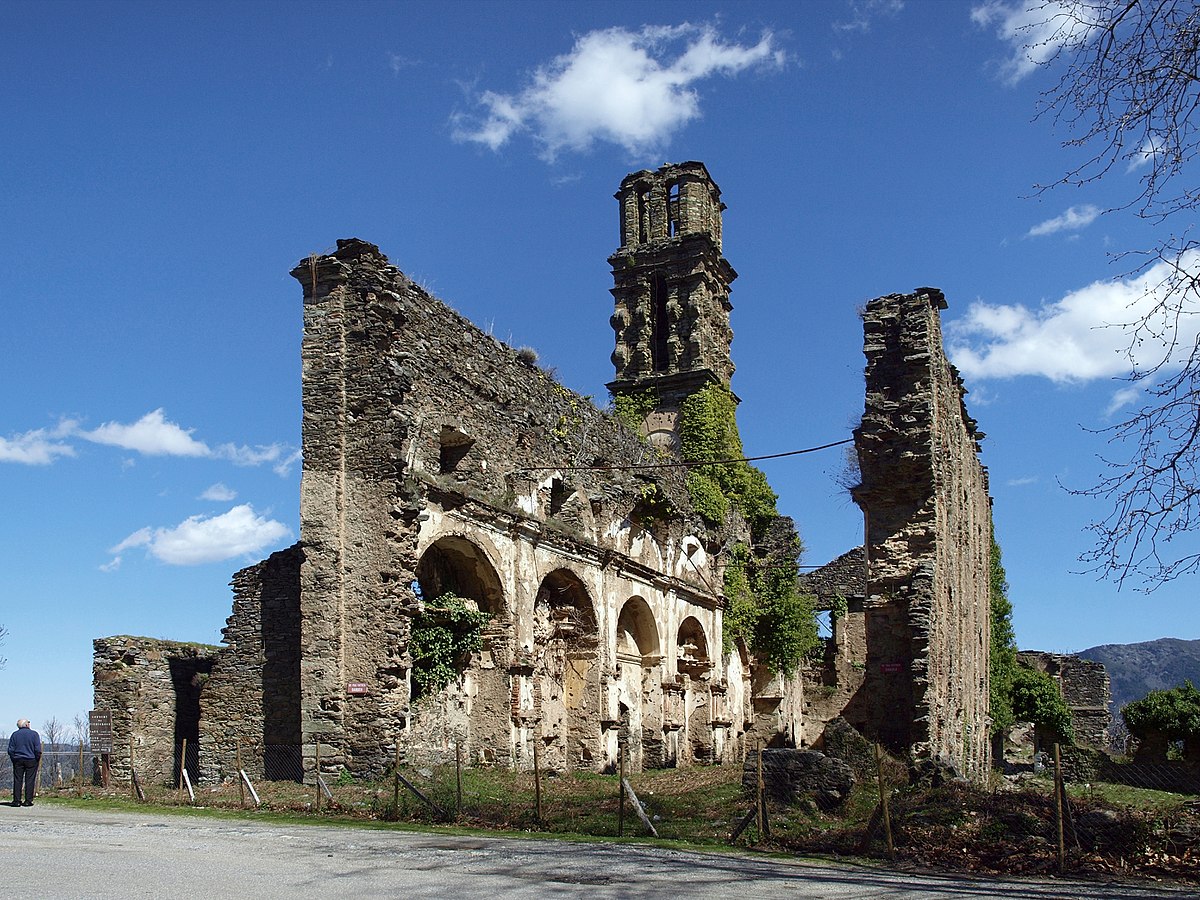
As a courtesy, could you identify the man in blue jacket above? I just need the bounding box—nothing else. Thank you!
[7,719,42,807]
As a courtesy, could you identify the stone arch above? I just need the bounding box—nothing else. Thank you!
[411,534,512,765]
[617,596,659,660]
[533,568,601,770]
[414,533,505,618]
[615,596,664,769]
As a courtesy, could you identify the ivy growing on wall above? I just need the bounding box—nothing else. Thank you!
[674,382,817,673]
[988,533,1019,736]
[677,383,778,541]
[409,593,490,701]
[612,389,659,433]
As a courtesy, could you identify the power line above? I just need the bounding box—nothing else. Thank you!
[510,437,853,475]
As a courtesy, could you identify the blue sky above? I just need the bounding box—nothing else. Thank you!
[3,0,1196,733]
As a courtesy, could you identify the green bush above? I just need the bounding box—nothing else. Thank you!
[1010,665,1074,743]
[1122,681,1200,742]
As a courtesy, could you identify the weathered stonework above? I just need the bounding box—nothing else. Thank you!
[94,163,997,786]
[1017,650,1112,748]
[92,636,219,785]
[849,289,993,778]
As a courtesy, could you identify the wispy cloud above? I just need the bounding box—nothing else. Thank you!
[833,0,905,34]
[452,23,784,160]
[199,482,237,502]
[1006,476,1038,487]
[1027,204,1102,237]
[971,1,1098,84]
[947,251,1200,382]
[1105,385,1142,417]
[0,422,76,465]
[80,408,210,456]
[107,505,291,566]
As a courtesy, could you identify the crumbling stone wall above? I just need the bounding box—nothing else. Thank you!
[852,289,992,780]
[199,543,303,782]
[1018,650,1112,748]
[92,636,219,785]
[798,547,867,747]
[294,239,739,777]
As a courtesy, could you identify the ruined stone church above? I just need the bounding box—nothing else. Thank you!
[94,162,993,785]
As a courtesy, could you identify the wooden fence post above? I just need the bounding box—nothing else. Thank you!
[455,740,463,817]
[1054,743,1066,873]
[315,741,322,812]
[533,737,542,827]
[755,746,765,842]
[617,742,625,837]
[876,743,895,860]
[237,739,245,808]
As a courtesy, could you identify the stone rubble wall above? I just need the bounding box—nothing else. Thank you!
[1018,650,1113,748]
[198,544,303,783]
[852,288,992,780]
[92,636,220,786]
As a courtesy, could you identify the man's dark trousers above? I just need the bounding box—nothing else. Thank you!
[12,758,37,805]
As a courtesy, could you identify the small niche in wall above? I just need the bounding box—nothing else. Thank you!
[549,478,569,517]
[439,426,474,474]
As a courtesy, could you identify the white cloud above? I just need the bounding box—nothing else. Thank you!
[81,408,210,457]
[272,448,303,477]
[110,505,290,566]
[833,0,905,34]
[948,251,1200,382]
[453,23,784,159]
[99,556,122,573]
[1027,204,1102,237]
[200,482,237,502]
[971,1,1098,83]
[1006,476,1038,487]
[1105,385,1142,417]
[0,425,76,465]
[214,442,286,467]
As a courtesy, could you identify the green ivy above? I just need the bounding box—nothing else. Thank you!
[1122,681,1200,742]
[409,593,491,700]
[988,533,1019,736]
[677,383,778,540]
[1010,665,1075,743]
[722,539,818,674]
[612,389,659,432]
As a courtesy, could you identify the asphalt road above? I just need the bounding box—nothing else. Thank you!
[1,803,1191,899]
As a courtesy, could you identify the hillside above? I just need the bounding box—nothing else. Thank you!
[1077,638,1200,713]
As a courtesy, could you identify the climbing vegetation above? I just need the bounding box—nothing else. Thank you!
[612,389,659,433]
[678,383,778,540]
[988,533,1019,736]
[409,593,490,701]
[722,537,818,675]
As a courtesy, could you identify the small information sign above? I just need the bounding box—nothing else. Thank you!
[89,708,114,753]
[880,662,905,675]
[347,682,370,696]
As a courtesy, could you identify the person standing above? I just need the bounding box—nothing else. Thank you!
[7,719,42,807]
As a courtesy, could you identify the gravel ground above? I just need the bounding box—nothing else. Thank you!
[2,803,1192,899]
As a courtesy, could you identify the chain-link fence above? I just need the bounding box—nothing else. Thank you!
[0,746,93,795]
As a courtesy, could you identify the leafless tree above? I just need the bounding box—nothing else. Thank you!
[0,624,7,669]
[1025,1,1200,587]
[72,712,90,750]
[42,716,64,750]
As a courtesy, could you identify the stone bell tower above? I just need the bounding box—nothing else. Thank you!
[607,162,737,449]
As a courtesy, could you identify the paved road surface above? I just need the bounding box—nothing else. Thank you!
[1,804,1190,899]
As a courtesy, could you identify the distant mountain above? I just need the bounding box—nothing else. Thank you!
[1077,638,1200,713]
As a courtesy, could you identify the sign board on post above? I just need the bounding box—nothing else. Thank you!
[89,709,114,753]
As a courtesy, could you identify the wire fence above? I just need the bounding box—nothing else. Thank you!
[5,736,1197,884]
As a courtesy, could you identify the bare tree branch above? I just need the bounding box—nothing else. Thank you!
[1027,1,1200,587]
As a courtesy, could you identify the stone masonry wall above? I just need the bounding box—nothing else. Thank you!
[93,636,219,785]
[1018,650,1112,748]
[852,289,992,780]
[199,543,303,782]
[293,239,738,778]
